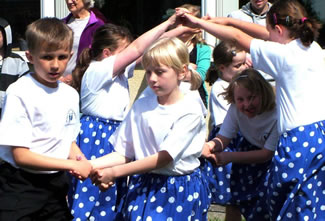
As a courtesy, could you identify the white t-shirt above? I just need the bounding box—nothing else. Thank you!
[109,91,206,175]
[140,82,207,118]
[64,16,90,76]
[80,55,136,121]
[0,74,80,173]
[209,78,230,127]
[219,104,278,151]
[250,39,325,134]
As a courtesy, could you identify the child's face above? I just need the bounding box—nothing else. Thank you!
[145,63,183,104]
[220,51,247,82]
[234,84,261,118]
[26,47,72,88]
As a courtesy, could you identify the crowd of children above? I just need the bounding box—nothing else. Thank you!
[0,0,324,220]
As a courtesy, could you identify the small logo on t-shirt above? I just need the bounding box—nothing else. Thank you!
[66,109,77,124]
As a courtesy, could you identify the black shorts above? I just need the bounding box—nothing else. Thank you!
[0,162,73,221]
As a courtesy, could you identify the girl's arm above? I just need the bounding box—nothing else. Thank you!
[201,134,230,163]
[68,141,87,160]
[204,16,269,40]
[90,151,172,187]
[112,13,180,77]
[215,148,274,166]
[90,152,131,169]
[177,10,254,52]
[12,146,92,178]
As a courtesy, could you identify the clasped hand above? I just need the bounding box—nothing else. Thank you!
[201,142,230,166]
[70,158,115,192]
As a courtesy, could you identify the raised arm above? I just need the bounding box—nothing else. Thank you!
[113,13,180,76]
[203,16,269,40]
[177,10,254,52]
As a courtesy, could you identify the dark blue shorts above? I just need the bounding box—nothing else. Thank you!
[0,162,73,221]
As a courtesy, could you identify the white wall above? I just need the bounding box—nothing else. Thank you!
[201,0,238,48]
[41,0,69,18]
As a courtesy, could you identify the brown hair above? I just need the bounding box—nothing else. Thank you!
[71,23,133,92]
[206,41,244,85]
[221,68,275,114]
[267,0,322,47]
[25,17,73,54]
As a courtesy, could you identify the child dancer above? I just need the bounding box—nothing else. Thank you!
[201,41,248,207]
[89,37,211,220]
[68,14,183,221]
[0,17,91,220]
[203,69,277,221]
[179,0,325,219]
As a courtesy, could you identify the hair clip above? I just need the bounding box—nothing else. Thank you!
[301,17,308,23]
[231,50,236,56]
[233,74,248,82]
[273,13,278,24]
[285,16,290,24]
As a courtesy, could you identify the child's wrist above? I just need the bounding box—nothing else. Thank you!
[211,137,224,152]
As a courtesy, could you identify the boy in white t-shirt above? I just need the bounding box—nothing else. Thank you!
[0,17,91,220]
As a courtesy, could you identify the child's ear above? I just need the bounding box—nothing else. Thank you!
[102,48,112,58]
[275,24,283,35]
[25,51,34,63]
[178,64,188,81]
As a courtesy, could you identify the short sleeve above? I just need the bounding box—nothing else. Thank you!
[159,113,206,162]
[218,105,239,139]
[263,122,278,151]
[250,39,285,79]
[0,93,32,147]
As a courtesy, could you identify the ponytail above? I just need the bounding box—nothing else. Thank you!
[71,47,93,93]
[268,0,322,47]
[189,68,202,90]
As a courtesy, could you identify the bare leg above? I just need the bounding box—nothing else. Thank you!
[225,205,242,221]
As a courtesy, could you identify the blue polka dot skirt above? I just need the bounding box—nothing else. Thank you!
[201,125,271,220]
[119,168,211,221]
[265,120,325,220]
[68,115,128,221]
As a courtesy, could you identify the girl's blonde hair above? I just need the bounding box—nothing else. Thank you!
[142,37,201,90]
[179,4,206,45]
[221,68,275,114]
[267,0,322,47]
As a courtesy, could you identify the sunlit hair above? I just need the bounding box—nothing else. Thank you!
[25,17,73,55]
[267,0,321,47]
[206,41,245,84]
[82,0,95,10]
[179,4,206,45]
[142,37,201,90]
[72,23,133,92]
[221,68,275,114]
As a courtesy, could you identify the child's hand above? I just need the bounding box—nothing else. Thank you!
[201,141,215,158]
[215,152,231,166]
[175,8,199,29]
[71,160,92,180]
[90,168,116,191]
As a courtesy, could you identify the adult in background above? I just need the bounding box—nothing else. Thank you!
[228,0,274,85]
[228,0,272,26]
[62,0,104,85]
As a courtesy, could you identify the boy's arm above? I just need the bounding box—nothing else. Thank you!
[91,151,172,187]
[12,146,91,178]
